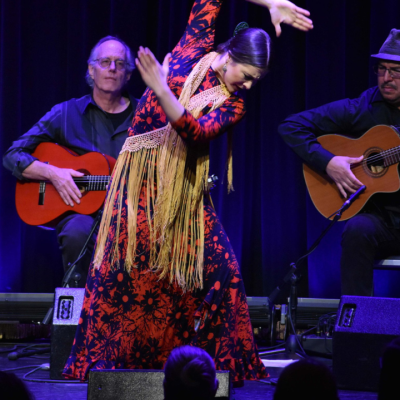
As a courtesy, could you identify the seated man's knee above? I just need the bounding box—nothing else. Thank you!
[342,214,381,246]
[57,214,95,248]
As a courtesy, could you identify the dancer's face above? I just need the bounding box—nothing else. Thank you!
[222,55,265,93]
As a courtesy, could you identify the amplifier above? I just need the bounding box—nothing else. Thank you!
[295,298,339,328]
[247,297,271,328]
[246,297,339,329]
[0,293,54,322]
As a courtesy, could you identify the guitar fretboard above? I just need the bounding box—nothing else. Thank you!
[382,146,400,167]
[73,176,110,191]
[350,145,400,170]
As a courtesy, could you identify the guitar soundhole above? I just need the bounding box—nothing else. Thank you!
[78,186,87,195]
[363,147,387,178]
[76,169,90,195]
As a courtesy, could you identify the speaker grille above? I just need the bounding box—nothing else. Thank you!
[333,295,400,391]
[88,369,231,400]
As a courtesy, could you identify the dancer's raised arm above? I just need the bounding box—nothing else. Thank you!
[135,47,184,123]
[246,0,313,36]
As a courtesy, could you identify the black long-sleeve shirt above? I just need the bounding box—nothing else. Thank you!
[3,93,137,180]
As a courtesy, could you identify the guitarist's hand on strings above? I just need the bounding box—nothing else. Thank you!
[48,165,84,207]
[326,155,364,198]
[23,160,83,207]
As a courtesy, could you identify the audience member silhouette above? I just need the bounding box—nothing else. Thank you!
[273,358,339,400]
[0,371,34,400]
[379,336,400,400]
[163,345,218,400]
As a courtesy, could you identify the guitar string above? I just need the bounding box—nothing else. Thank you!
[73,176,110,190]
[360,147,400,164]
[348,146,400,169]
[336,125,400,166]
[74,177,110,182]
[372,146,400,163]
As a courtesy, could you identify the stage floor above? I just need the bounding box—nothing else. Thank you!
[0,343,377,400]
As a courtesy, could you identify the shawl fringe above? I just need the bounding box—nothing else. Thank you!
[93,52,232,291]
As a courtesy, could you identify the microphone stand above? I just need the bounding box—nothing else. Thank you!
[41,210,103,325]
[62,209,103,288]
[260,185,366,358]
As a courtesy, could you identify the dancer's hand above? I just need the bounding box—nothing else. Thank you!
[135,46,184,122]
[247,0,313,36]
[135,46,171,96]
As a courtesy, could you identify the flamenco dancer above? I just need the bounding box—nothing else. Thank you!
[63,0,312,385]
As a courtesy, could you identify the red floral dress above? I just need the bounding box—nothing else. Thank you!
[63,0,267,384]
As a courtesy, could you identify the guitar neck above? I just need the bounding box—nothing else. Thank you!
[73,176,110,191]
[382,145,400,167]
[349,145,400,170]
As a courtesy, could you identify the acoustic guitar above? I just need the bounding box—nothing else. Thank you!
[15,143,116,227]
[303,125,400,220]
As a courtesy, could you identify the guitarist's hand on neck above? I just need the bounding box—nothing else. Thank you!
[326,155,364,199]
[22,161,83,207]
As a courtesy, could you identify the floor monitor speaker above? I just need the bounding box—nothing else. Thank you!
[333,295,400,391]
[50,288,85,379]
[88,369,231,400]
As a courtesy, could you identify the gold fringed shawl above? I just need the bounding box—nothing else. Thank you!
[93,51,232,291]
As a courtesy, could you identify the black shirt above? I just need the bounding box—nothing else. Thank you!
[3,93,138,180]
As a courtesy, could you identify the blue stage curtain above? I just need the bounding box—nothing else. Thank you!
[1,0,400,299]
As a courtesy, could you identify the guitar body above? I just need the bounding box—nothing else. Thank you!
[303,125,400,220]
[15,143,116,227]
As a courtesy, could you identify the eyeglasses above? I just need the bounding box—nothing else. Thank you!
[373,64,400,79]
[93,57,128,71]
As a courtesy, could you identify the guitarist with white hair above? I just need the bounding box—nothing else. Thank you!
[279,29,400,296]
[3,36,138,287]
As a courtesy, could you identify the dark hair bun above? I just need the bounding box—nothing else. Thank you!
[217,27,271,71]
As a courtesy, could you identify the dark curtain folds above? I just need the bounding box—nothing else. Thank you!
[1,0,400,299]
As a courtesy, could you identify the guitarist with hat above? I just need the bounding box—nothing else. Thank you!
[279,29,400,296]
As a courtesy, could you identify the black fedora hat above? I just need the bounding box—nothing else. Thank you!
[371,29,400,62]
